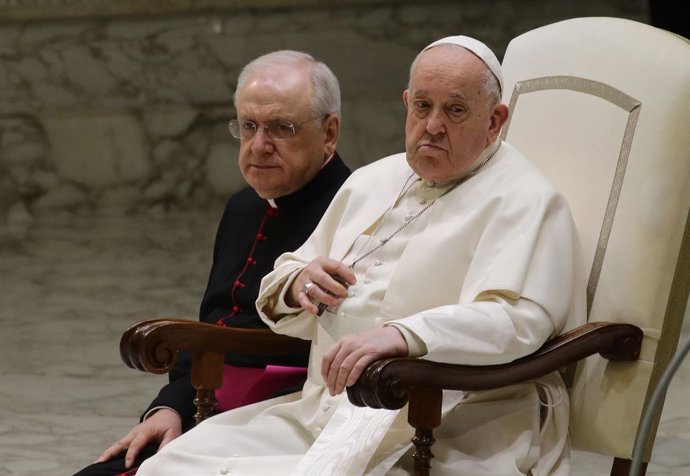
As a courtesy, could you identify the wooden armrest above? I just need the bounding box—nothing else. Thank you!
[120,318,311,375]
[347,321,642,410]
[120,318,311,424]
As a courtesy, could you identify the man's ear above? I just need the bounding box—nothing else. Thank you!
[402,89,409,107]
[487,103,509,144]
[323,114,340,158]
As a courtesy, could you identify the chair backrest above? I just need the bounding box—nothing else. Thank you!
[499,17,690,462]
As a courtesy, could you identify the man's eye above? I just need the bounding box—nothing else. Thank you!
[275,122,294,132]
[448,105,466,116]
[241,121,257,131]
[413,101,430,111]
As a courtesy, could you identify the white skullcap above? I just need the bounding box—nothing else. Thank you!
[422,35,503,95]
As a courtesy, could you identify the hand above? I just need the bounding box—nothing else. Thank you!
[95,408,182,468]
[321,327,408,396]
[287,256,356,315]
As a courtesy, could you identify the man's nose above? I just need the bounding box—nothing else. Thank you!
[249,127,275,156]
[425,109,447,136]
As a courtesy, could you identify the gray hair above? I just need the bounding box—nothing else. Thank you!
[408,45,501,105]
[234,50,341,119]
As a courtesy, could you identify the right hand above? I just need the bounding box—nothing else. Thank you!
[287,256,356,315]
[95,408,182,468]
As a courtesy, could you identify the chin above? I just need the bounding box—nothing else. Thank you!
[409,161,440,181]
[246,173,280,195]
[418,172,444,182]
[253,187,280,200]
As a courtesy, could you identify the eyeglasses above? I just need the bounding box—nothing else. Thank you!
[228,116,324,141]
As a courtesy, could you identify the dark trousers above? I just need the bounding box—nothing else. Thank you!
[73,443,158,476]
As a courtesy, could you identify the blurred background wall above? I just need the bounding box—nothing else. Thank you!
[2,5,690,474]
[0,0,654,234]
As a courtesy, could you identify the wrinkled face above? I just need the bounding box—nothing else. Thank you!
[403,46,507,181]
[236,65,338,199]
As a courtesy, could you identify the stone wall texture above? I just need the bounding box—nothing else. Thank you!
[0,0,648,234]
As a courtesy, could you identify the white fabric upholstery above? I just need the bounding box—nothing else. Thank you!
[500,17,690,461]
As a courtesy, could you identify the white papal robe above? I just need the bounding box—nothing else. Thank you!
[137,140,586,476]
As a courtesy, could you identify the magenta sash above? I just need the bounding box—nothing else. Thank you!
[214,364,307,412]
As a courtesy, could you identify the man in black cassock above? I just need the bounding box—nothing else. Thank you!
[75,50,350,476]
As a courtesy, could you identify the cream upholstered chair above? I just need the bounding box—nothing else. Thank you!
[499,17,690,474]
[347,17,690,476]
[121,16,689,476]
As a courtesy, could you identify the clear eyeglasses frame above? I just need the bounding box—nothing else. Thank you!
[227,115,326,141]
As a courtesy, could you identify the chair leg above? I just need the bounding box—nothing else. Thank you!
[190,350,224,425]
[407,388,443,476]
[611,457,647,476]
[411,427,436,476]
[193,388,217,425]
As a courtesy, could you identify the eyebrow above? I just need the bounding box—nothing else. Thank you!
[239,117,293,123]
[411,89,468,101]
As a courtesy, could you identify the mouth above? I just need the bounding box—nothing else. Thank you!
[418,143,447,154]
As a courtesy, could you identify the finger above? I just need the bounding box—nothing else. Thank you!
[96,435,132,463]
[159,430,179,449]
[311,274,348,299]
[302,283,344,312]
[317,257,355,281]
[159,436,175,449]
[344,353,378,389]
[298,291,320,315]
[307,284,344,309]
[327,359,341,396]
[124,432,150,468]
[337,265,357,286]
[288,270,312,307]
[331,351,364,395]
[321,342,340,383]
[311,259,356,293]
[96,445,121,463]
[326,346,359,395]
[96,446,116,463]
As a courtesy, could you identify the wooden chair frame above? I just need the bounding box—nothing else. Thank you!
[121,320,309,425]
[120,319,643,475]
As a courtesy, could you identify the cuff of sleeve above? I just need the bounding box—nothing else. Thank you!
[142,406,182,422]
[272,270,306,315]
[385,323,427,358]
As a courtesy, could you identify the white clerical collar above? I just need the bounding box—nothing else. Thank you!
[267,199,278,208]
[421,139,501,188]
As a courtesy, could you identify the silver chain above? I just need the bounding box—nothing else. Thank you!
[348,145,499,269]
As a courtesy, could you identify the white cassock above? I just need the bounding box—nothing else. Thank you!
[137,140,586,476]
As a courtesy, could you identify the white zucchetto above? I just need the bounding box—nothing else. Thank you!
[422,35,503,95]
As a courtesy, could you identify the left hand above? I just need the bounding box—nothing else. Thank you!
[95,408,182,468]
[321,327,408,396]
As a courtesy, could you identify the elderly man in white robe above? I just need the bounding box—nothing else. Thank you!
[136,35,586,476]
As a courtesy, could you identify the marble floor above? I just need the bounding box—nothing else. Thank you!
[0,211,688,476]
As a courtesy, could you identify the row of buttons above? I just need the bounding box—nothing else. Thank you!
[217,205,278,326]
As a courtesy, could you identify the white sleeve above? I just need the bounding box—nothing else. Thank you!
[256,260,318,340]
[384,294,554,365]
